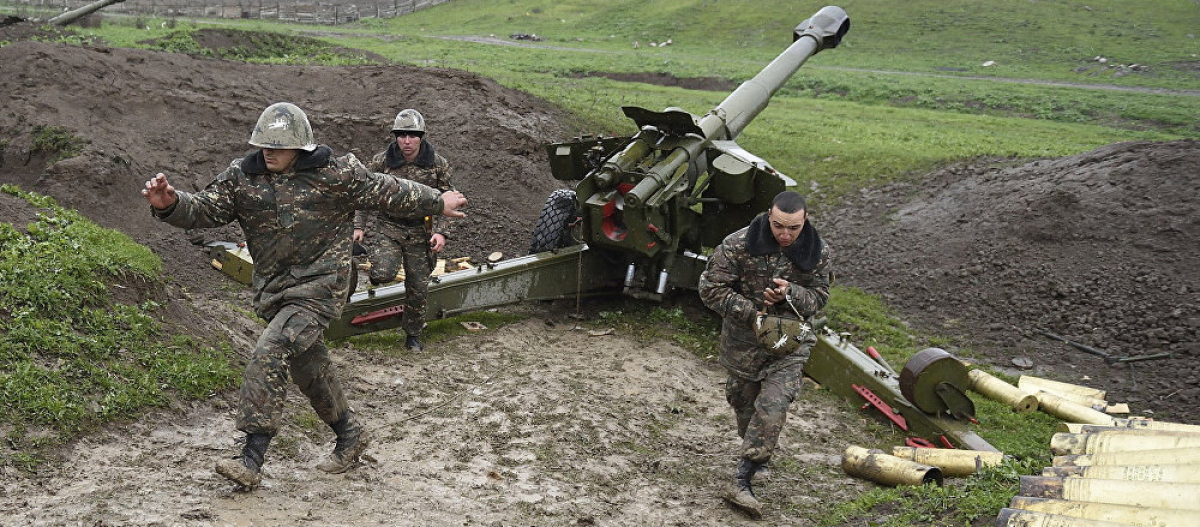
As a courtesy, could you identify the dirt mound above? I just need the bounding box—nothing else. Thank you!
[141,28,391,63]
[0,35,572,295]
[822,140,1200,423]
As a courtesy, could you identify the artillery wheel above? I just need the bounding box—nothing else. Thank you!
[529,189,577,254]
[899,347,974,418]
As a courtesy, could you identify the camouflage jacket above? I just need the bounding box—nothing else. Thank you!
[153,145,445,324]
[354,140,454,244]
[698,212,833,380]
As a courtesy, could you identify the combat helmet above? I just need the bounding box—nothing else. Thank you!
[248,102,317,151]
[392,109,426,135]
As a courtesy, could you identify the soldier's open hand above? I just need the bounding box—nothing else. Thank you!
[440,190,467,218]
[142,173,177,210]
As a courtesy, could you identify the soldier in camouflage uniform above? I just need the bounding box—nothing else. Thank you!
[352,109,454,352]
[698,190,832,518]
[141,102,467,490]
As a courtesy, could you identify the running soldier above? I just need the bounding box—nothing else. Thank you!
[698,190,832,518]
[142,102,467,489]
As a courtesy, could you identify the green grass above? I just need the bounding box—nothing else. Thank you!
[79,0,1186,207]
[30,125,88,163]
[335,0,1200,90]
[0,185,238,470]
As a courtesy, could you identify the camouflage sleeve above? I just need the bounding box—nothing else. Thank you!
[367,151,387,173]
[355,150,391,230]
[152,165,240,229]
[339,154,444,220]
[431,155,455,236]
[436,155,455,192]
[785,241,833,317]
[698,237,759,328]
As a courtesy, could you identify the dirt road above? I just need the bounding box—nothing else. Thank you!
[2,312,874,526]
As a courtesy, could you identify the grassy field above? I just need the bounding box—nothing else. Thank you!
[60,0,1200,204]
[3,1,1199,524]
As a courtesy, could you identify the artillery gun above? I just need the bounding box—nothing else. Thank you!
[210,6,995,450]
[326,5,851,338]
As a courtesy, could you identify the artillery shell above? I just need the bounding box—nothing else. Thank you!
[996,508,1140,527]
[1018,375,1107,400]
[1058,420,1200,434]
[1034,391,1117,426]
[1043,463,1200,483]
[1007,496,1198,527]
[1050,429,1200,456]
[966,369,1038,413]
[842,445,942,487]
[890,446,1004,477]
[1018,475,1200,511]
[1053,447,1200,468]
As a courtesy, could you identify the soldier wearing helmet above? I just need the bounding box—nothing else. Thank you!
[352,108,455,352]
[698,190,832,519]
[141,102,467,490]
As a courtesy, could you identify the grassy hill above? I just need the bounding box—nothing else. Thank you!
[66,0,1200,201]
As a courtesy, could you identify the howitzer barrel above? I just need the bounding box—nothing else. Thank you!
[622,6,848,210]
[704,6,849,140]
[47,0,127,26]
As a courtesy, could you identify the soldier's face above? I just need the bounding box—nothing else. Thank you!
[395,131,423,160]
[768,207,807,247]
[262,148,300,173]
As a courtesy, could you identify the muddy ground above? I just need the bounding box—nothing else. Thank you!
[1,21,1198,527]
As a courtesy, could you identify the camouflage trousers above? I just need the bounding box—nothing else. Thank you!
[237,305,349,435]
[366,233,431,336]
[725,359,807,464]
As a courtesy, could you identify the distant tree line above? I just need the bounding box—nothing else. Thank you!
[3,0,452,25]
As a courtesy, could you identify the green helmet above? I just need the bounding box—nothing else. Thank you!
[392,109,426,134]
[754,314,813,356]
[249,102,317,151]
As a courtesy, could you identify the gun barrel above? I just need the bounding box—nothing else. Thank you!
[703,6,849,139]
[47,0,128,26]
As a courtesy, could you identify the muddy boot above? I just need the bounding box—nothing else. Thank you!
[405,334,423,352]
[317,413,371,474]
[754,462,771,485]
[722,458,763,519]
[215,432,271,489]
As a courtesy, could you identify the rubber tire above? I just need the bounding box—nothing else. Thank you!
[528,189,577,254]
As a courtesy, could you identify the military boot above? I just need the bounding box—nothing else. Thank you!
[754,462,771,485]
[722,458,763,519]
[405,334,423,352]
[215,432,272,489]
[317,413,371,474]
